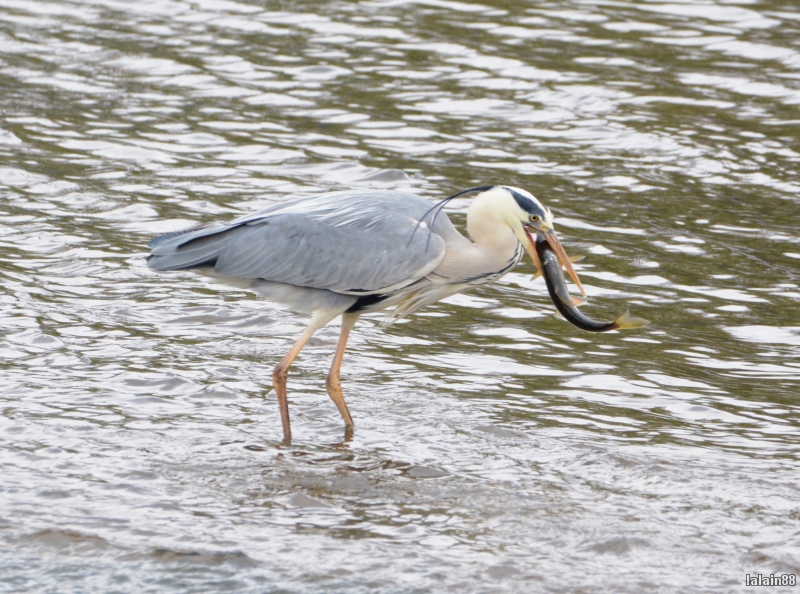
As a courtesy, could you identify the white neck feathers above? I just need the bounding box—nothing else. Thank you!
[466,187,522,249]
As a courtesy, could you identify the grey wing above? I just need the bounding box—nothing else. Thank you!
[147,190,450,295]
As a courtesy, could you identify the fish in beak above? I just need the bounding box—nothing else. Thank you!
[522,226,586,297]
[534,232,649,332]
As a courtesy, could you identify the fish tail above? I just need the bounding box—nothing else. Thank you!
[612,309,650,330]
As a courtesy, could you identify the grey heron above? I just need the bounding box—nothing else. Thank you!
[147,185,645,442]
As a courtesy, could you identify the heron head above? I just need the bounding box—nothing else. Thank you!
[490,185,586,297]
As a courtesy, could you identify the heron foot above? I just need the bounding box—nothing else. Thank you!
[325,311,358,432]
[272,365,292,443]
[325,374,354,429]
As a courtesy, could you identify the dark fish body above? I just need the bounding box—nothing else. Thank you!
[535,233,648,332]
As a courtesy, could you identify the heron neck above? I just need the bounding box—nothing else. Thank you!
[432,193,519,282]
[466,193,519,253]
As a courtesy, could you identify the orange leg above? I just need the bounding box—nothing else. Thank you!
[272,311,337,443]
[326,313,359,429]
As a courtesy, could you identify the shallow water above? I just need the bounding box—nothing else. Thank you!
[1,0,800,592]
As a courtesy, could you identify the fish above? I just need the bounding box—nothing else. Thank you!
[534,232,649,332]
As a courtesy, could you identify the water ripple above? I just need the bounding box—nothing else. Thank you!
[2,0,800,592]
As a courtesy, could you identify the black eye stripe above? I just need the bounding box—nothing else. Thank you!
[504,187,546,218]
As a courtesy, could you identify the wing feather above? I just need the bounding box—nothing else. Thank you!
[147,190,452,295]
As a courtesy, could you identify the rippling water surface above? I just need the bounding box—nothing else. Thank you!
[2,0,800,592]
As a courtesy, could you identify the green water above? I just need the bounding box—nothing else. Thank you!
[1,1,799,592]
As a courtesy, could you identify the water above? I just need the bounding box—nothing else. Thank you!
[1,0,799,592]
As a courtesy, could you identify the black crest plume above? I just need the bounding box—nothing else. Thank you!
[408,185,495,249]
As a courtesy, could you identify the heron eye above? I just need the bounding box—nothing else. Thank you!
[529,214,539,223]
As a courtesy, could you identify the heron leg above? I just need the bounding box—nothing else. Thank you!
[326,313,359,430]
[272,311,337,443]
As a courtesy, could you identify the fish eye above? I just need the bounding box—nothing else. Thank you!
[529,214,539,223]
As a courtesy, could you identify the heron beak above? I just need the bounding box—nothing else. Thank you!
[522,226,544,276]
[523,227,586,297]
